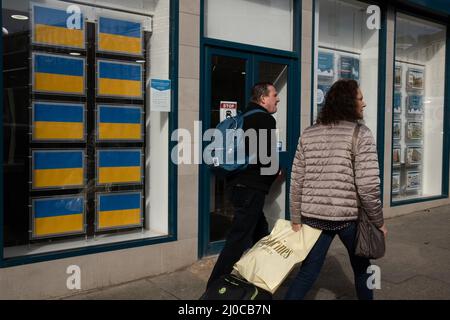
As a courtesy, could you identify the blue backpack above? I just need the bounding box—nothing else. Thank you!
[204,109,267,174]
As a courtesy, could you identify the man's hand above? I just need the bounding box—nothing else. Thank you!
[292,223,302,232]
[379,224,388,237]
[275,168,285,182]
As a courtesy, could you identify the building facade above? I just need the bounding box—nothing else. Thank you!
[1,0,449,299]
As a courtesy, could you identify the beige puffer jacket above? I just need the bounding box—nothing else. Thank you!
[289,120,384,228]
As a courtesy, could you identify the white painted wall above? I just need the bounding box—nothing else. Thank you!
[147,0,170,234]
[204,0,294,51]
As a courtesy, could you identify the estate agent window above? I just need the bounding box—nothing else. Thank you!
[2,0,171,259]
[313,0,380,138]
[391,13,447,202]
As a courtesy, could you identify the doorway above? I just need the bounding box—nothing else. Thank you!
[199,46,300,256]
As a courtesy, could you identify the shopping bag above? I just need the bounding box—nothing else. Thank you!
[233,219,322,294]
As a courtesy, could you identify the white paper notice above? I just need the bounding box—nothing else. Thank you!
[219,101,237,122]
[150,79,171,112]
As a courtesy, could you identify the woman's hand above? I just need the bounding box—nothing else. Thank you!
[292,223,302,232]
[379,224,388,237]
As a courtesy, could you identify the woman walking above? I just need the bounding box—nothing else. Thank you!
[286,79,387,300]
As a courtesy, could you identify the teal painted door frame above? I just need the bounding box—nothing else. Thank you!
[198,45,300,257]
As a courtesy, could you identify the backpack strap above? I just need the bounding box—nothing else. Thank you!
[242,109,268,118]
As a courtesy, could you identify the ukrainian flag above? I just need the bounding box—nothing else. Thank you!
[98,60,142,98]
[33,102,85,141]
[32,4,84,48]
[98,17,142,55]
[98,105,142,141]
[97,192,142,230]
[98,149,142,185]
[33,53,85,94]
[33,196,85,238]
[33,150,84,189]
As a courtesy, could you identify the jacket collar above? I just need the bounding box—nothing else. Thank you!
[245,102,268,113]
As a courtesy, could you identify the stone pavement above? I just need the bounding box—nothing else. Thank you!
[64,206,450,300]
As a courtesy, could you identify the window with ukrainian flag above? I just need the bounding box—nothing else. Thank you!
[32,101,85,142]
[2,0,170,258]
[97,60,143,99]
[97,105,143,142]
[96,149,143,186]
[96,192,143,231]
[31,3,85,49]
[32,195,85,239]
[32,150,85,190]
[98,16,142,56]
[32,52,85,95]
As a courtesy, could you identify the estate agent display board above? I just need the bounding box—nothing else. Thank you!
[28,2,146,240]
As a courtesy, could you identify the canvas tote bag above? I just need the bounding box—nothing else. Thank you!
[233,219,322,294]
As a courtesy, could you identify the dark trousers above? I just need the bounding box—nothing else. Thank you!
[206,186,269,288]
[285,222,373,300]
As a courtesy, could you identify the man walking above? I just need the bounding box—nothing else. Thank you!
[206,82,280,288]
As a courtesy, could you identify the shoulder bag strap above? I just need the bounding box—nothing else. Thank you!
[351,123,362,207]
[351,123,361,164]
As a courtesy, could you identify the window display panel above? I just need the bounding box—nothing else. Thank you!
[96,191,143,231]
[31,149,86,190]
[31,195,86,239]
[96,149,143,186]
[391,14,446,202]
[2,0,170,258]
[32,52,86,95]
[97,16,143,55]
[96,104,143,142]
[32,101,86,142]
[96,59,143,98]
[313,0,379,137]
[31,3,86,49]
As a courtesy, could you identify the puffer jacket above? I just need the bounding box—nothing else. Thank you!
[289,120,384,228]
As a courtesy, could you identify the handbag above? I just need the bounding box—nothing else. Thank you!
[351,124,385,259]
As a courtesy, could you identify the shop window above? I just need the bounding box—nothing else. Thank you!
[204,0,294,51]
[391,13,446,202]
[2,0,171,258]
[313,0,379,137]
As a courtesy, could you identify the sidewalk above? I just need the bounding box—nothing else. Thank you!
[64,206,450,300]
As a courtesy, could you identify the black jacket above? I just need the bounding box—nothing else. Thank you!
[227,102,280,193]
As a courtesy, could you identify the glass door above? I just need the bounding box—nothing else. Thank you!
[206,49,250,244]
[254,56,298,235]
[200,47,299,255]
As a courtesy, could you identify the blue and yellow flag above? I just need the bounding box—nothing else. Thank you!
[98,105,142,141]
[33,196,85,238]
[33,102,85,141]
[33,53,85,94]
[97,192,142,230]
[32,4,84,48]
[98,17,142,55]
[33,150,84,189]
[97,60,142,98]
[97,149,142,185]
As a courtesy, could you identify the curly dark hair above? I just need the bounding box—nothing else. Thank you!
[316,79,361,125]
